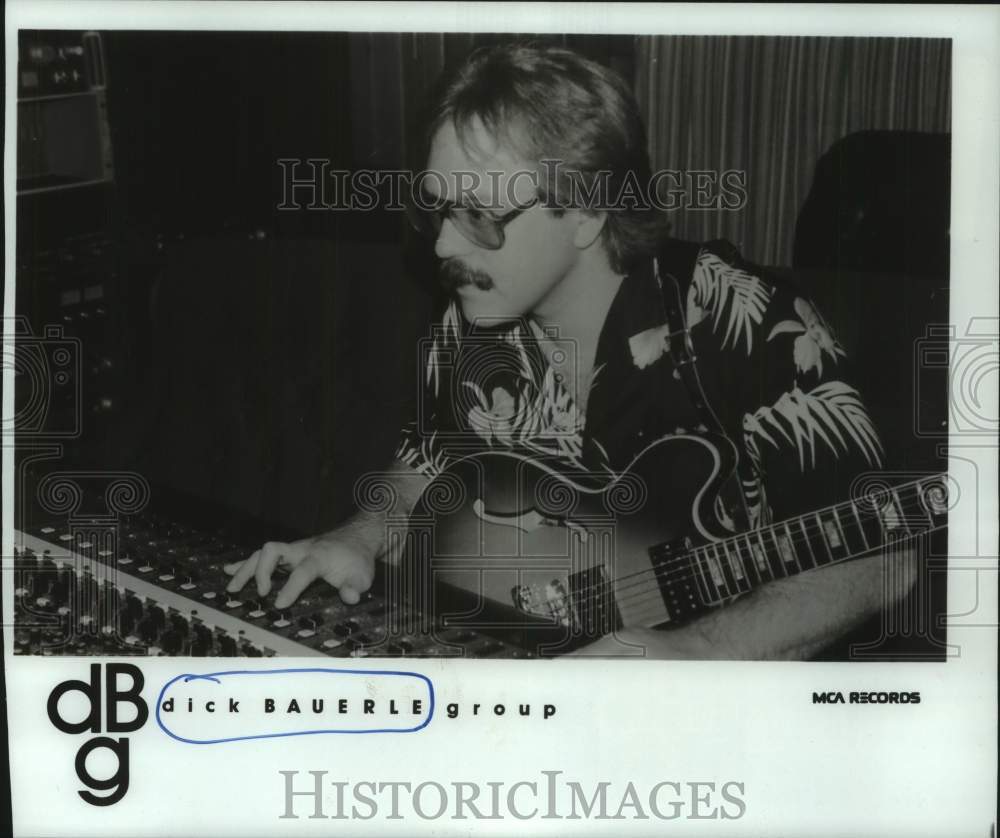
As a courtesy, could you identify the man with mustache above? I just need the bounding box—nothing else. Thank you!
[226,43,914,659]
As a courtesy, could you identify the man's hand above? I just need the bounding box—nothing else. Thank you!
[223,461,428,609]
[224,533,375,608]
[569,549,919,661]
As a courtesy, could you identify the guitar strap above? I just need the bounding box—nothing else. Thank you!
[653,238,752,533]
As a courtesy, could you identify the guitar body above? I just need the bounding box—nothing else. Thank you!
[401,433,740,656]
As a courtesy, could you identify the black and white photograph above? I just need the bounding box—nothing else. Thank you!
[9,27,955,660]
[2,4,997,837]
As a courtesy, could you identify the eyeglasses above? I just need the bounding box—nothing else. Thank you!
[405,186,539,250]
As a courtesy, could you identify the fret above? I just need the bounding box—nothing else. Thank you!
[773,527,799,571]
[700,546,727,594]
[734,535,763,587]
[815,510,849,561]
[781,521,807,573]
[744,534,772,581]
[719,542,742,581]
[690,545,719,605]
[849,504,871,551]
[802,512,835,567]
[720,541,751,592]
[758,530,787,579]
[820,511,844,550]
[854,501,885,549]
[881,489,911,536]
[794,517,820,568]
[832,504,870,556]
[709,543,739,594]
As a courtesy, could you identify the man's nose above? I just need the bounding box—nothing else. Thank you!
[434,217,475,260]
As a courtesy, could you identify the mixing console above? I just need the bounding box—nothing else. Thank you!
[11,509,529,659]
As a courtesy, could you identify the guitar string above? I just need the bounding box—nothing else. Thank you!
[524,489,938,615]
[526,526,929,624]
[518,484,943,618]
[529,509,942,623]
[526,494,941,621]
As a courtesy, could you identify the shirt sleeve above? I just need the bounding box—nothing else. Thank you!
[687,241,884,527]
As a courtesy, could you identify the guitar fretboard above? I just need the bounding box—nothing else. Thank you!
[681,473,948,605]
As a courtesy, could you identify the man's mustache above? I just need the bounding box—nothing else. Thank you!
[439,259,495,292]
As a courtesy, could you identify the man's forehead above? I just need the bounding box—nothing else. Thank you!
[425,117,537,204]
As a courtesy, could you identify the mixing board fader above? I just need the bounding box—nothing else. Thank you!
[12,509,527,659]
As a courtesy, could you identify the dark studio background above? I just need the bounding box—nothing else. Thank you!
[14,31,639,536]
[14,31,952,663]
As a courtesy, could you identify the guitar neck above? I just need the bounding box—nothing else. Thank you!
[685,473,948,604]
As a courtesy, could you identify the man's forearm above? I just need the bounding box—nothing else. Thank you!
[667,549,919,660]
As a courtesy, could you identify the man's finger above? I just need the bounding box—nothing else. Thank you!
[274,557,322,609]
[338,585,361,605]
[254,542,289,598]
[226,550,260,593]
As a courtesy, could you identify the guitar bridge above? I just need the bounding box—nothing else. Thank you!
[513,567,621,639]
[513,579,573,627]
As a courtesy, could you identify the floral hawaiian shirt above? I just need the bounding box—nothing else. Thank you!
[396,239,883,532]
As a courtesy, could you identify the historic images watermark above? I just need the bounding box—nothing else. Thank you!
[275,158,749,213]
[279,770,747,821]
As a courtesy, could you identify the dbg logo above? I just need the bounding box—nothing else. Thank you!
[46,663,148,806]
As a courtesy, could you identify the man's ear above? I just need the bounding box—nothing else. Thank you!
[572,210,608,250]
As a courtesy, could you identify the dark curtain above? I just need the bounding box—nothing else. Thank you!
[347,33,637,170]
[635,36,952,266]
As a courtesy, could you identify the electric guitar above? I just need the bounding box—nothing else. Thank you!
[389,433,949,656]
